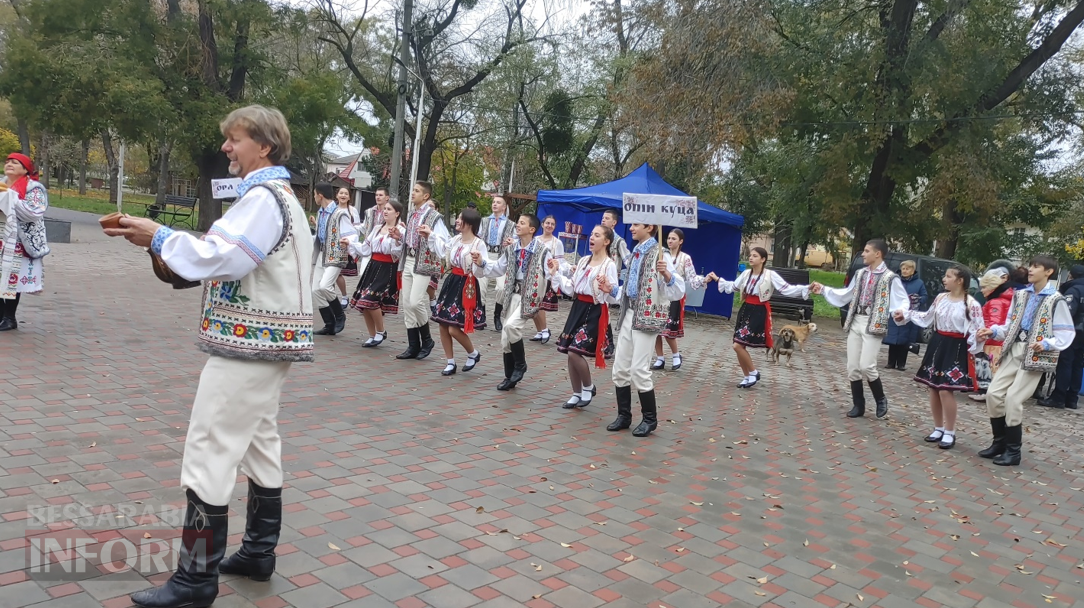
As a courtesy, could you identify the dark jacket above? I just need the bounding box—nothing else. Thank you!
[883,274,928,345]
[1059,277,1084,333]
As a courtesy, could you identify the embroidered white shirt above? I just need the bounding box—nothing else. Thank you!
[900,295,986,354]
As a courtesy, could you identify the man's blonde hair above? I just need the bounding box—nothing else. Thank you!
[219,105,292,165]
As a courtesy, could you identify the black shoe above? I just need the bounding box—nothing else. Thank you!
[978,417,1007,459]
[562,396,581,409]
[441,362,457,376]
[328,298,346,335]
[313,308,335,335]
[607,386,632,431]
[847,380,866,418]
[1067,403,1079,410]
[497,353,516,390]
[738,377,757,389]
[416,324,436,360]
[129,490,228,608]
[463,352,481,372]
[632,390,658,437]
[896,364,906,371]
[396,327,421,359]
[939,434,956,449]
[671,356,682,371]
[992,424,1022,466]
[493,304,503,332]
[924,430,944,443]
[220,481,281,581]
[0,317,16,331]
[508,340,527,384]
[1036,398,1063,408]
[651,358,665,371]
[869,378,888,418]
[540,329,551,344]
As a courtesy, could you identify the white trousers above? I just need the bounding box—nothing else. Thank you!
[612,311,657,392]
[312,258,341,308]
[481,250,506,309]
[180,356,291,506]
[401,255,432,329]
[501,293,526,352]
[846,314,883,382]
[986,342,1041,427]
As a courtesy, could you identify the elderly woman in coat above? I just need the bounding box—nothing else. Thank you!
[0,153,49,331]
[882,259,927,371]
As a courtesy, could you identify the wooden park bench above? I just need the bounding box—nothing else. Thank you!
[143,195,197,229]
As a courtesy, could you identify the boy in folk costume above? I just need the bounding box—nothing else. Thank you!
[473,213,553,390]
[977,255,1074,466]
[311,182,356,335]
[598,223,685,437]
[601,209,632,356]
[395,181,450,360]
[479,195,516,331]
[354,186,390,277]
[105,106,314,608]
[812,239,909,419]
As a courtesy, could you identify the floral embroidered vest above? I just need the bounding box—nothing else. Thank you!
[499,239,550,318]
[315,206,349,268]
[197,180,315,362]
[399,206,443,276]
[843,267,898,336]
[618,244,670,333]
[998,289,1066,372]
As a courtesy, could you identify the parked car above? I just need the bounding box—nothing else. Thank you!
[839,253,980,343]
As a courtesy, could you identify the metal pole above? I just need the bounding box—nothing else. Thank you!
[388,0,414,205]
[408,84,424,198]
[117,140,125,213]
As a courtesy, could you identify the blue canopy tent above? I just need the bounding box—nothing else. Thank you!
[536,163,744,318]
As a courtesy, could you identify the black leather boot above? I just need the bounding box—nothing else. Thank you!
[328,298,346,335]
[313,307,335,335]
[632,390,658,437]
[607,385,632,431]
[603,324,615,358]
[508,340,527,385]
[396,327,421,359]
[993,424,1022,466]
[0,297,14,331]
[130,490,228,608]
[416,323,436,359]
[978,416,1007,459]
[869,378,889,419]
[219,480,281,581]
[847,380,865,418]
[497,352,516,390]
[493,303,503,332]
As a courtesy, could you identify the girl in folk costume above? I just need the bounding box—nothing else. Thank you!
[530,215,566,344]
[705,247,811,388]
[343,199,405,347]
[549,225,619,409]
[0,153,49,331]
[598,224,685,438]
[893,266,985,449]
[429,206,487,375]
[969,267,1013,402]
[652,228,706,371]
[336,187,362,306]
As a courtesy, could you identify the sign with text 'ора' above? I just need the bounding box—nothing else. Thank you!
[621,193,698,228]
[211,178,242,200]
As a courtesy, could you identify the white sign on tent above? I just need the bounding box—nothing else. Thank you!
[621,193,698,228]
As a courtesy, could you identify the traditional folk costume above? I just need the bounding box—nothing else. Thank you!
[347,221,405,345]
[396,202,449,360]
[479,212,515,329]
[981,284,1074,465]
[354,204,380,276]
[531,234,566,345]
[822,262,909,419]
[900,294,985,391]
[552,255,619,383]
[311,202,355,335]
[716,268,810,387]
[432,234,488,331]
[130,166,314,608]
[340,205,362,278]
[476,238,553,390]
[0,154,49,331]
[972,282,1014,398]
[604,237,685,437]
[604,232,633,357]
[652,250,706,371]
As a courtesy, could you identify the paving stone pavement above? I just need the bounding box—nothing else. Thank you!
[2,212,1084,608]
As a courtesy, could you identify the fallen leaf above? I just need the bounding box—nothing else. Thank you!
[89,442,97,448]
[857,594,864,601]
[532,595,541,599]
[328,542,340,551]
[623,554,635,562]
[755,590,766,596]
[676,547,685,553]
[756,576,767,584]
[970,551,979,557]
[475,506,485,514]
[51,479,59,484]
[691,501,703,506]
[540,477,547,481]
[143,533,152,539]
[830,564,836,570]
[803,539,809,547]
[561,543,572,548]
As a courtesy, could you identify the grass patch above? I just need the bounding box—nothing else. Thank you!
[730,267,848,320]
[48,189,197,222]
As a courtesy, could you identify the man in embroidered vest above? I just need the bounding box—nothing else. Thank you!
[1038,264,1084,410]
[813,239,908,420]
[312,182,356,335]
[105,106,314,608]
[355,186,389,277]
[395,180,450,360]
[598,224,684,437]
[977,255,1074,466]
[473,213,553,391]
[601,209,632,357]
[479,195,515,331]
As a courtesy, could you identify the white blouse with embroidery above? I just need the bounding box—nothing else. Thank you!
[552,255,619,304]
[430,234,487,273]
[899,294,986,354]
[348,221,405,259]
[665,251,706,292]
[717,269,809,300]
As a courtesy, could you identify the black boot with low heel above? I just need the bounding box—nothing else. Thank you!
[631,390,658,437]
[607,386,632,431]
[847,380,865,418]
[219,481,281,581]
[978,417,1007,459]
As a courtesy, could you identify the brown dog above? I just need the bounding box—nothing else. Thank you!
[770,327,798,366]
[779,322,818,352]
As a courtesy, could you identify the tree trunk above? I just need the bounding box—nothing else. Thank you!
[17,118,31,155]
[78,139,89,195]
[101,131,119,204]
[37,131,51,188]
[935,198,962,259]
[500,95,520,191]
[797,240,810,267]
[196,150,228,231]
[156,140,172,206]
[772,220,793,269]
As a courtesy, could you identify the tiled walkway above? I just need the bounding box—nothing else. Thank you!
[1,213,1083,607]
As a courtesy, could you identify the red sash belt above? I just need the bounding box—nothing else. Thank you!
[372,253,394,263]
[745,295,773,349]
[938,331,966,339]
[576,294,608,369]
[453,267,477,333]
